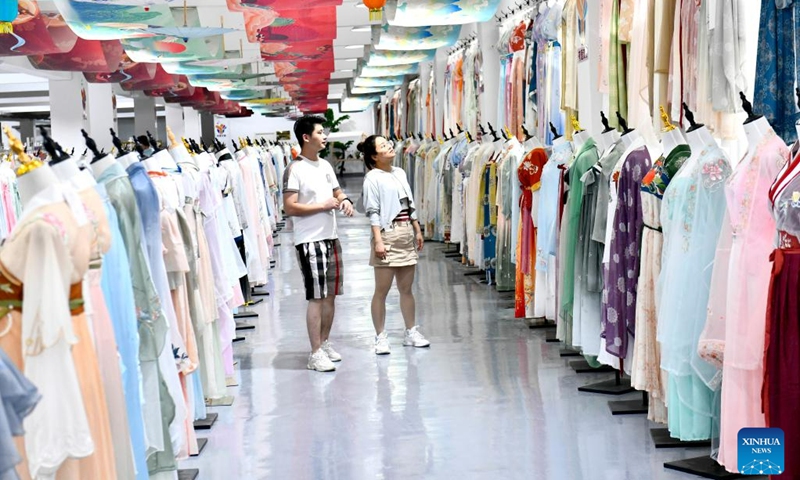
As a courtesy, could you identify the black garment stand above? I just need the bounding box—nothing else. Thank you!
[578,359,634,395]
[233,233,260,326]
[608,391,649,415]
[664,456,763,479]
[650,428,711,449]
[569,359,615,374]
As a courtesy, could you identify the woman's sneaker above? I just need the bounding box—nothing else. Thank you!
[375,331,391,355]
[321,340,342,362]
[307,349,336,372]
[403,326,431,348]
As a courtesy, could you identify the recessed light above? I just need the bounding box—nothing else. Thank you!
[351,26,371,32]
[345,44,365,49]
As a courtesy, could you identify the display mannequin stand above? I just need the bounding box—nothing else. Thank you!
[576,357,633,392]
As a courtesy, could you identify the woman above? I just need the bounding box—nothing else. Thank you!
[358,135,430,355]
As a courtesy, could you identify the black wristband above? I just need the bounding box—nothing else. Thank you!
[342,197,353,205]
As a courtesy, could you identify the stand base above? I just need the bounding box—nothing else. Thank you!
[463,269,484,276]
[251,288,270,296]
[178,469,199,480]
[444,252,461,258]
[234,311,258,319]
[243,299,264,307]
[560,348,582,357]
[193,412,218,430]
[206,395,235,407]
[650,428,711,449]
[577,377,634,395]
[569,360,615,373]
[235,323,255,331]
[526,318,556,329]
[273,243,282,247]
[608,398,649,415]
[664,456,761,479]
[233,336,246,343]
[190,438,208,457]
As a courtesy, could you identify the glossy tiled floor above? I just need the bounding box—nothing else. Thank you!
[180,189,716,480]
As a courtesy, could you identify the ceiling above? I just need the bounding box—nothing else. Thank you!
[0,0,378,118]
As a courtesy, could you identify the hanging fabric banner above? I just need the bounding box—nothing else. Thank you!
[28,38,124,72]
[354,75,405,88]
[84,61,157,84]
[359,63,419,77]
[385,0,501,26]
[365,48,435,67]
[0,3,78,57]
[371,24,461,51]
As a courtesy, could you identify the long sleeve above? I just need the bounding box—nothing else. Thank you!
[11,222,95,477]
[362,176,381,227]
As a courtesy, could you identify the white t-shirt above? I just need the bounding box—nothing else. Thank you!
[283,155,340,245]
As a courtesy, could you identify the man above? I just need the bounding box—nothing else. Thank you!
[283,114,355,372]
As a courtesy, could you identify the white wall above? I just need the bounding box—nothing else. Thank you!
[219,103,376,144]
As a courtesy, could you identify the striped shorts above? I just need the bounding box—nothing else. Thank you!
[295,239,344,300]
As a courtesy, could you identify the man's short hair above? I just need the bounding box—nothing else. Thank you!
[293,114,326,148]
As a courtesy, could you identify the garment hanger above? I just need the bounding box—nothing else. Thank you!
[40,126,70,166]
[110,128,127,157]
[487,123,501,142]
[616,111,634,136]
[449,128,456,139]
[549,122,561,140]
[682,102,704,132]
[82,129,105,164]
[521,125,533,141]
[231,139,240,153]
[740,91,763,125]
[147,130,161,152]
[600,111,615,133]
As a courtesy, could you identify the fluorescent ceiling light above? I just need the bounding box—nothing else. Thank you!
[339,69,354,73]
[328,93,343,99]
[355,3,366,7]
[351,26,371,32]
[345,44,365,49]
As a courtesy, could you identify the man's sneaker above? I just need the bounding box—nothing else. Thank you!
[374,331,391,355]
[321,340,342,362]
[307,350,336,372]
[403,326,431,348]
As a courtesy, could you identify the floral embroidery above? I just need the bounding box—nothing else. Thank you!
[701,158,732,191]
[41,213,67,241]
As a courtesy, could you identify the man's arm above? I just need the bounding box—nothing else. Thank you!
[283,191,338,216]
[333,187,348,203]
[333,188,354,217]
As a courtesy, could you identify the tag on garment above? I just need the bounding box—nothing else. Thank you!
[578,45,588,63]
[793,191,800,203]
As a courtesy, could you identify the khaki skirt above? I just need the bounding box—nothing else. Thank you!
[370,222,418,267]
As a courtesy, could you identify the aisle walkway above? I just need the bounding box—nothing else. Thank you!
[181,196,711,480]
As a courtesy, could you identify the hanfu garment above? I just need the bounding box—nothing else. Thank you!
[764,145,800,478]
[0,186,116,480]
[601,146,652,359]
[515,148,547,318]
[632,144,690,424]
[701,130,788,469]
[572,139,626,358]
[658,142,732,441]
[558,138,599,347]
[535,142,573,320]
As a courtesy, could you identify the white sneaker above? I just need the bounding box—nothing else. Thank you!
[321,340,342,362]
[307,350,336,372]
[374,332,391,355]
[403,326,431,348]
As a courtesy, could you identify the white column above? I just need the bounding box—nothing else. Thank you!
[134,96,157,141]
[85,82,116,151]
[49,75,86,152]
[477,20,500,130]
[184,107,201,140]
[165,104,185,139]
[433,48,447,138]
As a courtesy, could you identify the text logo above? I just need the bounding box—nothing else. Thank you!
[738,428,784,475]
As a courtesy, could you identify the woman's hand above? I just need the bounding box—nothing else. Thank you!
[374,241,387,260]
[416,232,424,252]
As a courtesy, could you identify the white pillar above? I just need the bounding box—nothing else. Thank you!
[134,96,157,141]
[49,75,85,152]
[85,83,116,151]
[433,48,447,137]
[184,107,201,140]
[477,20,500,129]
[165,104,185,139]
